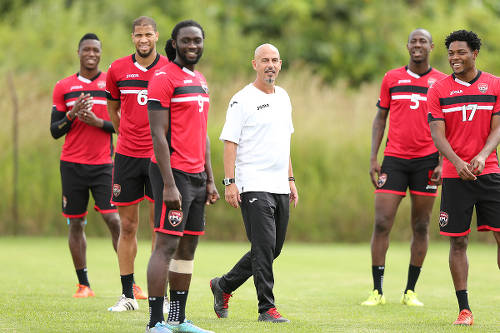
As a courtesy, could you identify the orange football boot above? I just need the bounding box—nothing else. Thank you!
[73,284,95,298]
[453,309,473,326]
[133,283,147,300]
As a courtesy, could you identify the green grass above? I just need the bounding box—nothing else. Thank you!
[0,237,499,332]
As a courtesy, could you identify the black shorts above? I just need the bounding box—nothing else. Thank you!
[111,153,153,206]
[375,152,439,197]
[439,173,500,236]
[60,160,117,218]
[149,162,207,236]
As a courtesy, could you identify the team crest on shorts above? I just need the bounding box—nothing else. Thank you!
[62,196,68,209]
[112,184,121,197]
[439,211,449,227]
[377,173,387,188]
[478,83,488,93]
[168,210,183,227]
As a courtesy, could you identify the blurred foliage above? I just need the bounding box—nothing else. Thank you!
[1,0,500,243]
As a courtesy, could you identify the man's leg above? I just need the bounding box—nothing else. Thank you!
[68,217,88,283]
[117,204,139,299]
[147,233,179,329]
[494,232,500,270]
[149,201,157,251]
[450,235,470,310]
[101,212,120,252]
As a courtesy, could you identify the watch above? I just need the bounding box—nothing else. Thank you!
[222,178,235,186]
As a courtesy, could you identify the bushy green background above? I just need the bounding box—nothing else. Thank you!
[1,0,499,242]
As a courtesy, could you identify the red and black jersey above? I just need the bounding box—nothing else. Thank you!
[148,62,209,173]
[428,71,500,178]
[52,72,112,164]
[106,53,169,158]
[377,66,447,159]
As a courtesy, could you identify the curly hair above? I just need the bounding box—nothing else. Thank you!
[445,30,481,52]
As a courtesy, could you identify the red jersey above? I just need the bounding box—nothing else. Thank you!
[52,72,112,164]
[148,62,209,173]
[428,71,500,178]
[377,66,447,159]
[106,53,169,158]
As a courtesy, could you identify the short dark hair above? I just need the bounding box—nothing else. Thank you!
[132,16,157,32]
[445,30,481,52]
[164,20,205,61]
[78,33,100,48]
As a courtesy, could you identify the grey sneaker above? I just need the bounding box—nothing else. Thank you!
[258,307,290,323]
[210,277,232,318]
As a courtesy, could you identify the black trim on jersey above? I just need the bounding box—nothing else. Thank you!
[439,95,497,106]
[428,112,444,123]
[389,85,428,94]
[173,61,183,69]
[173,86,206,95]
[132,53,161,70]
[63,90,107,100]
[50,106,73,139]
[147,100,167,112]
[116,80,149,88]
[405,65,433,77]
[493,111,500,116]
[106,91,120,101]
[76,71,102,82]
[376,100,389,111]
[452,70,482,85]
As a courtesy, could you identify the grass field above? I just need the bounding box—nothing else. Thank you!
[0,237,499,332]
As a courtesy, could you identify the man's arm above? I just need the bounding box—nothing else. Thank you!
[429,119,476,180]
[107,99,121,134]
[148,101,181,209]
[204,135,220,205]
[223,140,240,208]
[50,93,88,139]
[469,115,500,175]
[288,157,298,207]
[370,107,388,187]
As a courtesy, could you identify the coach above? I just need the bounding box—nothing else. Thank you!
[210,43,298,323]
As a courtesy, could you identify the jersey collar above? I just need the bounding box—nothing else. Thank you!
[405,65,432,79]
[76,71,101,83]
[452,70,482,87]
[132,53,160,72]
[173,61,195,77]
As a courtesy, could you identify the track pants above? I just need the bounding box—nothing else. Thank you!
[219,191,289,313]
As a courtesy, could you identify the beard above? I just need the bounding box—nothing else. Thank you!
[178,49,203,65]
[136,47,153,59]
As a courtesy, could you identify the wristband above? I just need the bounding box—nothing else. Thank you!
[66,113,74,121]
[288,177,295,182]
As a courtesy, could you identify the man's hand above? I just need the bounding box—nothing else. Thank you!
[69,93,91,119]
[469,154,486,176]
[289,181,298,208]
[163,185,182,210]
[205,181,220,205]
[369,158,382,188]
[224,183,240,208]
[78,105,103,127]
[430,164,443,185]
[454,159,477,181]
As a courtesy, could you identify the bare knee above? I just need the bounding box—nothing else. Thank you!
[450,236,468,253]
[374,217,392,236]
[175,235,198,260]
[413,218,430,238]
[154,233,180,259]
[120,217,138,237]
[68,218,85,234]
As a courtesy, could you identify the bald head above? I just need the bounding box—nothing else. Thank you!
[408,28,432,43]
[254,43,280,59]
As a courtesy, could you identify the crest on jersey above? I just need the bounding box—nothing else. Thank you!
[439,211,449,227]
[113,184,121,197]
[168,210,183,227]
[98,80,106,89]
[428,77,437,87]
[377,173,387,188]
[62,196,68,209]
[478,83,488,93]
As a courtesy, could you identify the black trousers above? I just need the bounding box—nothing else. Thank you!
[219,191,289,313]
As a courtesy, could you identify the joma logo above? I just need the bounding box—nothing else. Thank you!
[257,104,269,111]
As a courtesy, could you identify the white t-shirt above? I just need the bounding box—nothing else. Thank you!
[220,83,294,194]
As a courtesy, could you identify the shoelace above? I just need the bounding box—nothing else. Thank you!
[222,293,232,309]
[267,307,282,319]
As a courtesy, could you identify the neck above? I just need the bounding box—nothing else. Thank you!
[79,68,99,80]
[174,57,195,72]
[455,67,478,83]
[408,61,430,75]
[135,50,157,68]
[252,79,275,94]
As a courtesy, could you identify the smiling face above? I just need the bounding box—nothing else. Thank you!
[407,29,433,64]
[131,24,158,58]
[252,44,282,88]
[448,41,478,77]
[78,39,101,71]
[173,26,204,67]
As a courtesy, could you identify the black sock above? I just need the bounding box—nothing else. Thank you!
[372,265,385,294]
[456,290,471,312]
[76,268,90,287]
[404,264,421,293]
[120,273,134,299]
[148,296,165,328]
[167,290,188,324]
